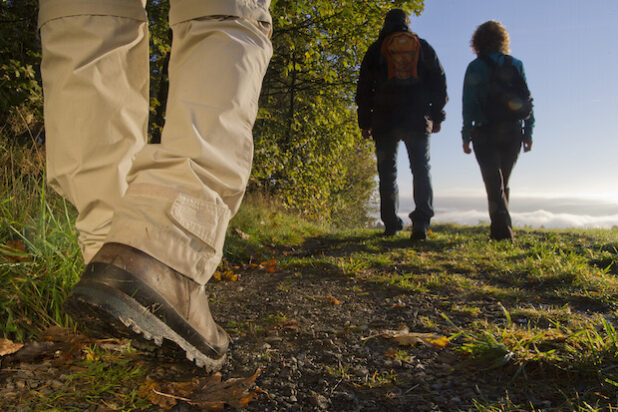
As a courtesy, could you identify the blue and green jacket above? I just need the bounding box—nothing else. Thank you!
[461,52,535,143]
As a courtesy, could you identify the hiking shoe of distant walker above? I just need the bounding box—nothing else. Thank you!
[410,230,427,241]
[383,227,400,237]
[63,243,229,371]
[383,220,404,237]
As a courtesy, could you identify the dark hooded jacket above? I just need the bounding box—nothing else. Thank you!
[355,11,448,134]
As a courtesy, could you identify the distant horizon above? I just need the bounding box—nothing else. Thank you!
[393,194,618,229]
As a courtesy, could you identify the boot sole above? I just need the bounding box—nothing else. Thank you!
[64,280,226,372]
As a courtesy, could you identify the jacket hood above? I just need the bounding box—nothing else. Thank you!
[379,9,410,40]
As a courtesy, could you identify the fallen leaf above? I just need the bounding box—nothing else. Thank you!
[275,319,299,332]
[0,338,24,356]
[190,369,261,410]
[381,327,448,348]
[140,370,262,411]
[392,303,405,309]
[233,228,251,240]
[0,240,30,262]
[139,378,179,410]
[85,351,100,361]
[427,335,450,348]
[3,341,56,362]
[43,326,89,343]
[384,348,397,358]
[212,271,239,282]
[327,293,341,305]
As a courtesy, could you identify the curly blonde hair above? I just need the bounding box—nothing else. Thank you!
[471,20,510,56]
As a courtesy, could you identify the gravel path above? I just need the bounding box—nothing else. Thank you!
[0,242,531,411]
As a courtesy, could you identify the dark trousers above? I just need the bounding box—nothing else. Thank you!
[472,123,522,240]
[374,128,433,232]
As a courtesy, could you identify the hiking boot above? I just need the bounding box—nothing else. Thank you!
[383,226,401,237]
[63,243,229,371]
[410,221,428,241]
[410,230,427,241]
[383,219,404,237]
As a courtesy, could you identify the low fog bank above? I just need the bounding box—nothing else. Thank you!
[396,196,618,229]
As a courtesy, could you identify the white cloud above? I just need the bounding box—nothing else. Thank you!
[431,209,618,229]
[393,195,618,229]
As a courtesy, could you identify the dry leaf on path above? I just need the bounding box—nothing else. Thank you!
[0,338,24,356]
[3,341,56,363]
[234,228,251,240]
[43,326,91,343]
[275,319,300,332]
[0,239,30,262]
[139,370,262,411]
[212,270,239,282]
[384,347,398,358]
[139,378,181,410]
[190,369,261,410]
[381,327,449,348]
[327,293,341,305]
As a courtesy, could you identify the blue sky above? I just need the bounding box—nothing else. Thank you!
[393,0,618,203]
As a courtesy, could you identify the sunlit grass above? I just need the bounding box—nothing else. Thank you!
[2,136,618,410]
[1,139,81,341]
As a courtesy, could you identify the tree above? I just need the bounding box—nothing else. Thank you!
[251,0,424,224]
[0,0,42,138]
[0,1,426,226]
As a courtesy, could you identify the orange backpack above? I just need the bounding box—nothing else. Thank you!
[380,31,421,81]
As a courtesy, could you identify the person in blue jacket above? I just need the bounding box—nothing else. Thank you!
[462,20,535,241]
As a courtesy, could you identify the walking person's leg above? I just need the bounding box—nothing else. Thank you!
[472,129,512,241]
[496,125,523,236]
[40,0,273,370]
[374,135,403,235]
[404,131,434,239]
[498,127,523,201]
[39,0,150,263]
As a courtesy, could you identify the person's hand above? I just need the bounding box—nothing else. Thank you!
[523,138,532,152]
[361,129,372,140]
[431,122,441,133]
[463,141,472,154]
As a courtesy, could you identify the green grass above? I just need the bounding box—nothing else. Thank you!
[1,138,82,341]
[2,137,618,410]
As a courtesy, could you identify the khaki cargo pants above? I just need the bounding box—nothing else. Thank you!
[39,0,272,285]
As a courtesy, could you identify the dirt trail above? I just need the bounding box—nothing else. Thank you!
[1,238,528,411]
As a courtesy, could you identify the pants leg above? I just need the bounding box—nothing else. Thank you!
[403,131,433,231]
[374,136,403,231]
[105,2,273,285]
[39,0,149,262]
[498,137,521,204]
[473,126,521,240]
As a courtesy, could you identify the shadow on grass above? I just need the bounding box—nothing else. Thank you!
[276,225,618,315]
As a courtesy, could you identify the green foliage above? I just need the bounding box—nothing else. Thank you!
[0,138,81,341]
[0,0,42,136]
[253,1,424,223]
[224,193,330,264]
[145,0,171,142]
[1,1,424,223]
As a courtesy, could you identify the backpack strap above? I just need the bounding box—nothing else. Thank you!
[480,54,497,70]
[481,54,514,71]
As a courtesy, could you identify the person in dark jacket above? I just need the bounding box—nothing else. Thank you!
[356,9,447,239]
[462,20,535,241]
